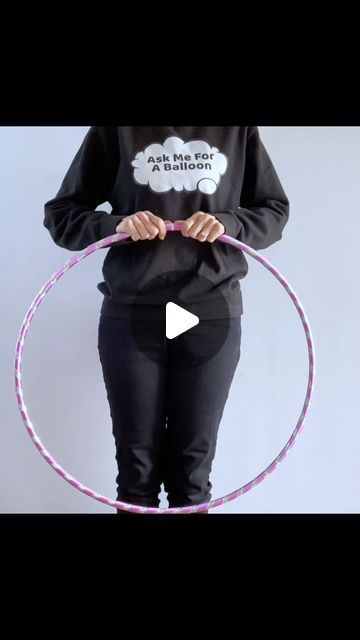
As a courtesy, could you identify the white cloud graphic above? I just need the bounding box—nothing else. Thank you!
[131,136,228,194]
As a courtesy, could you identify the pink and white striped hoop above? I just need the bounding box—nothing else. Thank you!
[14,222,315,514]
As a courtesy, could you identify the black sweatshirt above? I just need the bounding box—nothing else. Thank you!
[43,127,289,320]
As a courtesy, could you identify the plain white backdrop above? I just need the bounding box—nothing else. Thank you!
[1,126,359,513]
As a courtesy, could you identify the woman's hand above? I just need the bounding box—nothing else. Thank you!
[115,211,169,241]
[174,212,225,243]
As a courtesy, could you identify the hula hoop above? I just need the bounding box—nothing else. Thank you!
[14,222,315,514]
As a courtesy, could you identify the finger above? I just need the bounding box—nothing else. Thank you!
[127,218,141,241]
[181,212,205,236]
[195,219,218,242]
[207,221,225,242]
[187,215,213,240]
[131,216,152,240]
[143,211,168,240]
[136,211,160,239]
[132,214,157,240]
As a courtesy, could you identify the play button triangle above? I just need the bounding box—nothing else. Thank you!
[166,302,199,339]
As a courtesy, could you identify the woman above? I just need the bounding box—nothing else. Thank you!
[44,126,289,513]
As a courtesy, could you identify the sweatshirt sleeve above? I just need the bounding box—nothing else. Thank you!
[213,126,290,250]
[43,126,130,251]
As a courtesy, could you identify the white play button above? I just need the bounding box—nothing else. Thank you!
[166,302,199,339]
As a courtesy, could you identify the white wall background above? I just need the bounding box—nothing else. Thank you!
[1,126,359,513]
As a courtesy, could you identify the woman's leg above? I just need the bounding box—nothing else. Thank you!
[163,317,242,510]
[97,314,167,512]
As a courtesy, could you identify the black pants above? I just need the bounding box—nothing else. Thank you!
[97,313,241,512]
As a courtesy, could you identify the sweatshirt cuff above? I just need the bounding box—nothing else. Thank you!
[213,211,242,239]
[97,213,133,243]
